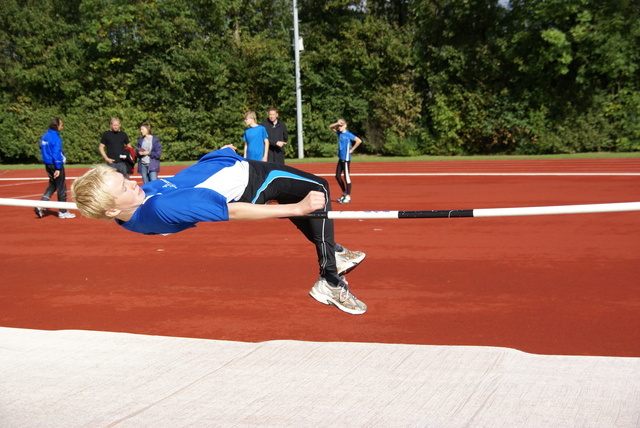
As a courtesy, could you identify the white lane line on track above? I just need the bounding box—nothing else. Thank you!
[1,172,639,182]
[9,194,41,199]
[325,172,640,176]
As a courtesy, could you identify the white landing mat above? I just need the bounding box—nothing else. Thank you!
[1,327,639,427]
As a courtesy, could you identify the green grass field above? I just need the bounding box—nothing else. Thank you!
[2,151,639,170]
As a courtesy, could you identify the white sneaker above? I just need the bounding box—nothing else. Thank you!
[336,246,366,275]
[337,195,351,204]
[309,276,367,315]
[58,211,76,219]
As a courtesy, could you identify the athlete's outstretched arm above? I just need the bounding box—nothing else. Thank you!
[228,191,325,220]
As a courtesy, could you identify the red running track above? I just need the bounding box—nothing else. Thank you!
[0,158,638,357]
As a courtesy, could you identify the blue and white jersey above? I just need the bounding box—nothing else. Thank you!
[117,148,249,235]
[337,130,357,161]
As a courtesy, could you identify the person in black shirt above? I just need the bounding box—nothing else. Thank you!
[99,117,132,178]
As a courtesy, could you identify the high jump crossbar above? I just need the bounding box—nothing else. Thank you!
[0,198,77,210]
[1,198,639,219]
[303,201,640,219]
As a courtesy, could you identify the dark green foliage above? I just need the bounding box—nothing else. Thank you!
[0,0,638,164]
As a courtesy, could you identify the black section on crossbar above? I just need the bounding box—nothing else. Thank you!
[398,210,474,218]
[298,209,476,219]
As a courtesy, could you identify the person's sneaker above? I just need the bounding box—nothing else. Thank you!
[337,195,351,204]
[309,276,367,315]
[34,207,45,218]
[58,211,76,219]
[336,247,366,275]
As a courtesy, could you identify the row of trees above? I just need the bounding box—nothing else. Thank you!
[1,0,638,164]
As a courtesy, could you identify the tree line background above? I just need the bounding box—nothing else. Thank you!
[0,0,638,164]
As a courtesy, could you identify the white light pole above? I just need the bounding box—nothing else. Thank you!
[293,0,304,158]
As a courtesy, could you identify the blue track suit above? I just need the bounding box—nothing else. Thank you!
[40,128,66,169]
[38,128,70,211]
[117,148,341,285]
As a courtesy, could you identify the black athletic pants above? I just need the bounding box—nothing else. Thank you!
[40,164,70,213]
[335,159,352,195]
[241,160,341,286]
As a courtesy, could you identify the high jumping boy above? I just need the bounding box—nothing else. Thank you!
[71,145,367,315]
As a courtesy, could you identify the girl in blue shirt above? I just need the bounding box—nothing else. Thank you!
[329,119,362,204]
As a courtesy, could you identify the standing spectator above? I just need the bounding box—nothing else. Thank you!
[35,117,75,219]
[99,117,132,178]
[329,119,362,204]
[242,111,269,162]
[261,107,288,164]
[136,123,162,183]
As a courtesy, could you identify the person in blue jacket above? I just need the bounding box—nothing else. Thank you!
[71,145,367,315]
[35,117,75,219]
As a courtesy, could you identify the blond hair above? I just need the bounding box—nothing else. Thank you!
[71,165,119,220]
[244,111,257,121]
